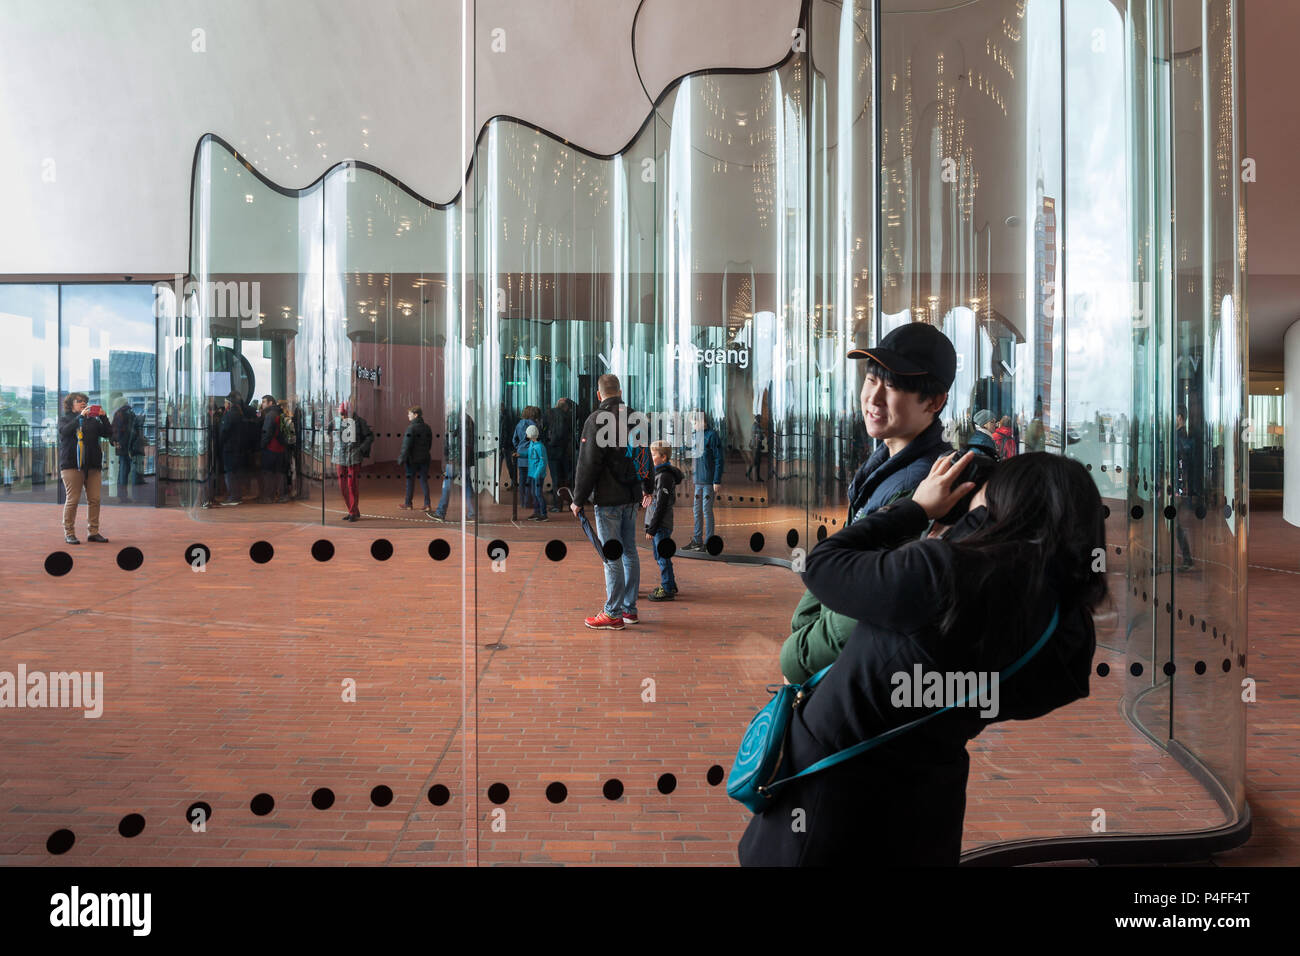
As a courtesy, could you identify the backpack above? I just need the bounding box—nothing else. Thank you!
[279,411,296,447]
[613,434,652,491]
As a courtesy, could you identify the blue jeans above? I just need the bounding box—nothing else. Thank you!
[528,475,547,516]
[593,502,639,618]
[693,485,715,542]
[652,528,677,591]
[436,462,475,518]
[405,461,430,506]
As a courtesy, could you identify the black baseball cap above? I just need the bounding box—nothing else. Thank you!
[848,323,957,390]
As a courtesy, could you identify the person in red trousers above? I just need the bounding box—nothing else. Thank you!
[328,399,374,521]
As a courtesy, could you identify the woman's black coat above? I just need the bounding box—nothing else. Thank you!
[737,498,1095,866]
[57,412,112,471]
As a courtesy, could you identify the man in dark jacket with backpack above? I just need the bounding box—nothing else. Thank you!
[110,393,141,502]
[258,394,287,503]
[570,373,654,630]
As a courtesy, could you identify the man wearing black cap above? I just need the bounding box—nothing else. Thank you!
[780,322,958,683]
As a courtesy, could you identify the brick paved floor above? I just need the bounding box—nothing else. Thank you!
[0,493,1288,866]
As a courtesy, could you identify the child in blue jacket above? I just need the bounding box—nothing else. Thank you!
[524,424,549,521]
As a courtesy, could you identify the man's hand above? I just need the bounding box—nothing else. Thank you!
[641,493,653,509]
[570,502,581,517]
[912,451,976,519]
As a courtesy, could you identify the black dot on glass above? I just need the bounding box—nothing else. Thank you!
[370,785,393,807]
[657,773,677,795]
[1237,653,1246,668]
[602,539,624,561]
[44,552,72,576]
[186,802,212,827]
[311,787,335,810]
[1096,662,1110,677]
[1115,466,1122,473]
[545,782,568,804]
[1201,620,1206,632]
[1086,463,1092,472]
[185,543,211,568]
[1115,547,1121,555]
[1163,661,1176,677]
[370,538,393,561]
[249,541,274,564]
[1129,662,1143,677]
[311,539,335,561]
[46,829,75,855]
[1102,505,1111,519]
[1163,505,1176,520]
[750,533,765,553]
[1224,504,1233,520]
[1195,503,1206,519]
[817,525,827,542]
[1178,609,1183,620]
[1142,591,1148,602]
[545,539,567,561]
[487,783,510,805]
[118,813,145,838]
[1130,506,1143,521]
[428,785,451,806]
[602,778,624,801]
[1194,660,1207,675]
[706,765,725,786]
[657,537,676,559]
[1165,602,1171,614]
[250,793,274,816]
[1213,627,1218,638]
[486,539,509,561]
[706,535,724,556]
[115,546,143,571]
[786,529,799,548]
[1100,465,1106,472]
[428,539,451,561]
[1221,658,1232,673]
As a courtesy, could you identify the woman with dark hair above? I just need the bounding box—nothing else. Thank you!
[738,451,1107,866]
[57,392,114,544]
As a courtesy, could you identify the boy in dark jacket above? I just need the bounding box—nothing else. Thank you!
[645,441,684,600]
[780,323,957,682]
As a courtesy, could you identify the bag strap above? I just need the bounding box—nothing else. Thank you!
[763,605,1060,795]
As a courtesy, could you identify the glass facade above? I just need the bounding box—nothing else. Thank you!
[3,0,1249,864]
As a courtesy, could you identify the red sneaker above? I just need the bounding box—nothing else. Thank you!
[621,612,639,625]
[584,612,625,630]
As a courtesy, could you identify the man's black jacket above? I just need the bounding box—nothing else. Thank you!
[571,396,653,508]
[738,498,1096,866]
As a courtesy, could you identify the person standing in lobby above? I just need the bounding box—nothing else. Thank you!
[257,394,287,503]
[329,399,374,521]
[683,409,723,552]
[431,409,477,521]
[57,392,113,544]
[109,392,138,502]
[570,373,654,630]
[398,404,434,511]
